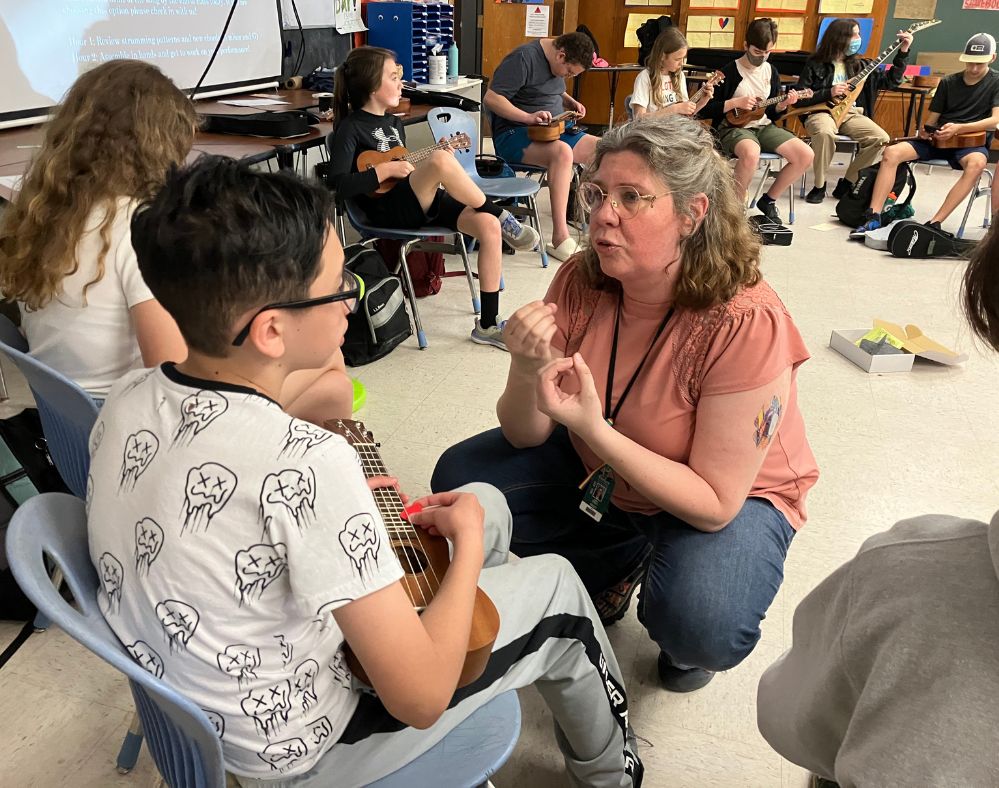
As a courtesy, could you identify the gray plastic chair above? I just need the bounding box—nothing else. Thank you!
[5,493,227,787]
[6,492,522,787]
[425,107,548,268]
[0,315,98,499]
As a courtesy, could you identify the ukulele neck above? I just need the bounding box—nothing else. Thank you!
[403,139,454,166]
[348,437,413,538]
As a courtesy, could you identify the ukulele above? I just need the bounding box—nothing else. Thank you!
[527,110,583,142]
[356,132,472,195]
[782,19,941,129]
[889,127,988,150]
[325,418,500,688]
[725,88,814,127]
[688,69,725,107]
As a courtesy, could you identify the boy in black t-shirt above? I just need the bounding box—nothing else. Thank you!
[852,33,999,239]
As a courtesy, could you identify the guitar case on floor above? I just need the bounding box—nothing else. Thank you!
[748,214,793,246]
[887,222,977,259]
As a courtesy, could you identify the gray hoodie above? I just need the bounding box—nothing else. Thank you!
[758,511,999,787]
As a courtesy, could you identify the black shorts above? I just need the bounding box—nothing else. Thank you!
[359,176,466,231]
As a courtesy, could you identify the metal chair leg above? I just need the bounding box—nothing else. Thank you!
[116,712,144,774]
[528,196,548,268]
[750,161,772,209]
[0,358,8,402]
[788,170,796,225]
[397,240,428,349]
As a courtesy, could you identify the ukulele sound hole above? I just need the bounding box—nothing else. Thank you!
[395,545,429,574]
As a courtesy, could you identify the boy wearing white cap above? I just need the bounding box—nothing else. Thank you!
[851,32,999,238]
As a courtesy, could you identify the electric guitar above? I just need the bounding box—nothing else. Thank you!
[357,132,472,195]
[725,89,814,127]
[783,19,941,129]
[325,418,500,688]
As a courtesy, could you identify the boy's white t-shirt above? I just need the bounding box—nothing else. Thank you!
[733,60,774,129]
[631,68,689,113]
[87,365,404,778]
[19,197,154,399]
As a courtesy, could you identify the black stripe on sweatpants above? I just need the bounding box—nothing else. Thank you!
[336,613,638,779]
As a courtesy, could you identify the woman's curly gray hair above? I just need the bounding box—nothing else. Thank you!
[576,114,762,308]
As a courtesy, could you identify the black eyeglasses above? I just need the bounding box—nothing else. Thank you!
[231,270,365,346]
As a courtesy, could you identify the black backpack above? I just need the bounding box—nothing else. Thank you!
[836,162,916,227]
[637,16,673,67]
[887,221,977,259]
[0,409,71,622]
[341,244,412,366]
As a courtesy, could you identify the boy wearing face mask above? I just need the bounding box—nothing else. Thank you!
[702,18,812,225]
[795,20,912,203]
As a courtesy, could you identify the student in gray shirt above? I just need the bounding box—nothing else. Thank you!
[485,32,599,262]
[757,222,999,787]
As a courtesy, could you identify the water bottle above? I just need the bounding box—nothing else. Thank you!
[448,40,459,82]
[883,191,897,220]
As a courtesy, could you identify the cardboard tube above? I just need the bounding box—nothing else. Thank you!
[285,76,304,89]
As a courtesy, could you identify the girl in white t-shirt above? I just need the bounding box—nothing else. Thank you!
[0,60,352,423]
[631,28,713,119]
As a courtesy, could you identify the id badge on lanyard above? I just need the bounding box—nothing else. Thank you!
[577,297,674,523]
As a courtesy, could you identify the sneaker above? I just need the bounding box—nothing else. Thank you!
[657,652,715,693]
[924,220,944,232]
[849,211,882,241]
[545,236,581,262]
[498,212,540,251]
[805,185,826,204]
[757,196,782,224]
[470,318,509,351]
[832,177,852,199]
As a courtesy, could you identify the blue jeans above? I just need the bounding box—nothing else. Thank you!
[432,427,796,672]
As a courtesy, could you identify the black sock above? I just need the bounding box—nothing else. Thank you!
[758,193,775,206]
[473,198,504,219]
[480,291,500,329]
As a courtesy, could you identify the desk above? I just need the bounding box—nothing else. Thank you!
[572,65,645,129]
[0,90,436,202]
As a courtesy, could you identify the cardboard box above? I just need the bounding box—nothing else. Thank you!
[873,320,969,365]
[916,52,964,79]
[830,329,915,373]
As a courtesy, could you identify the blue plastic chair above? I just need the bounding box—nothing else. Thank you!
[6,492,522,787]
[0,315,98,499]
[426,107,548,269]
[341,199,479,350]
[5,493,227,787]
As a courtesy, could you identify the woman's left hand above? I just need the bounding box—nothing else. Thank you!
[568,98,587,117]
[536,353,604,437]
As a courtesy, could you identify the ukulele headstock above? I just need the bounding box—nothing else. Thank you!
[444,132,472,154]
[324,418,375,448]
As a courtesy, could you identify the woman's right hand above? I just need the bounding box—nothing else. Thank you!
[375,160,414,182]
[504,301,559,371]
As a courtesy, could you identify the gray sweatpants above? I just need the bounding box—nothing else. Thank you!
[238,483,640,788]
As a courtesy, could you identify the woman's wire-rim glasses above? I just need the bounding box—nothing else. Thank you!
[231,270,365,346]
[578,182,671,220]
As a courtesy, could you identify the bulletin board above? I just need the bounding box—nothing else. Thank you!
[678,0,889,56]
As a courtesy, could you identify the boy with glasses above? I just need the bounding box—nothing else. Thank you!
[86,156,643,787]
[702,18,814,225]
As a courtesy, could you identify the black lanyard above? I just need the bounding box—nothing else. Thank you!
[604,294,674,426]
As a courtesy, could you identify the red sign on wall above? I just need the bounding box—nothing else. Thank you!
[963,0,999,9]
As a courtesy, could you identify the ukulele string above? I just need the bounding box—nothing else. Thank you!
[356,442,442,606]
[353,442,423,603]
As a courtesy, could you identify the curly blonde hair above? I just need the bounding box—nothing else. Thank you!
[576,115,762,309]
[0,60,196,310]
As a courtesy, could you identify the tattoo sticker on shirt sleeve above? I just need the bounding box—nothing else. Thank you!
[754,395,782,450]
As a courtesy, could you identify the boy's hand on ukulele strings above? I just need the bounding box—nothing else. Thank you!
[530,110,553,125]
[404,492,484,544]
[367,475,409,506]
